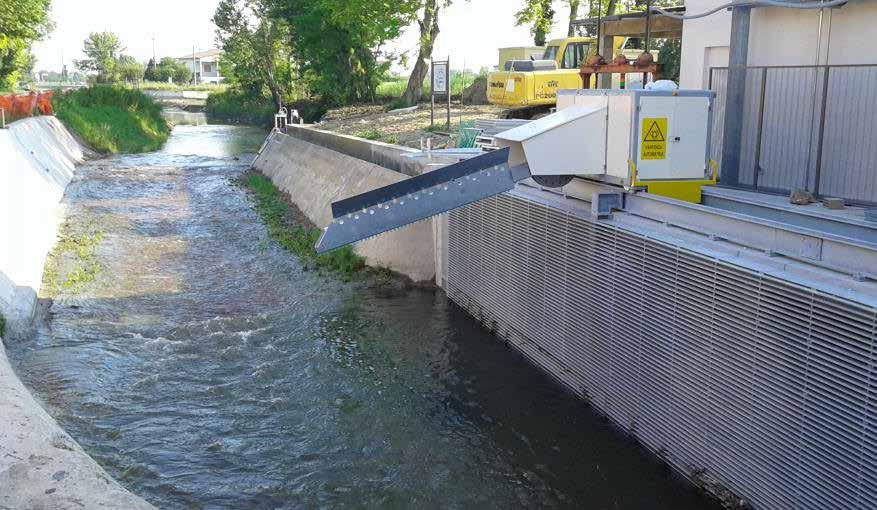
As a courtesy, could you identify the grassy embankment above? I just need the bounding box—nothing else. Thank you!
[240,172,368,279]
[54,86,170,153]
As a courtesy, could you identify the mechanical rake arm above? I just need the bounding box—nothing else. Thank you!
[315,148,532,253]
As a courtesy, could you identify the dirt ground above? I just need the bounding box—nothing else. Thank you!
[313,102,505,149]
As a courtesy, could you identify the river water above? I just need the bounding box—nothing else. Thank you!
[7,122,718,509]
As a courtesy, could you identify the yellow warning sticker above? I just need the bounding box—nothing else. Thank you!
[641,117,667,160]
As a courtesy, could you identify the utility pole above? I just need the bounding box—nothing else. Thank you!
[192,45,197,84]
[719,6,752,188]
[152,33,156,62]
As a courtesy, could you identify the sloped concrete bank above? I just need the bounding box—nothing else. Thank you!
[0,116,80,338]
[0,117,155,509]
[0,341,155,509]
[252,127,443,282]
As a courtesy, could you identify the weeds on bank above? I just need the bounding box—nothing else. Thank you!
[53,85,170,153]
[240,173,366,279]
[42,220,104,296]
[352,129,400,145]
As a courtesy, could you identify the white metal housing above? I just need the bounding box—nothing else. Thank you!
[496,89,715,186]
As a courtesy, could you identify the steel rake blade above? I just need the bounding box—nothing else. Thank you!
[316,149,530,253]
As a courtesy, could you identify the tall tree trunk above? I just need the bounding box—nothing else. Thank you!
[402,0,439,107]
[567,0,580,37]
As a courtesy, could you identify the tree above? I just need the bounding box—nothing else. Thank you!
[400,0,442,106]
[268,0,418,105]
[0,0,52,89]
[156,57,190,84]
[514,0,555,46]
[566,0,580,37]
[117,55,144,83]
[214,0,295,111]
[143,57,158,81]
[75,31,124,83]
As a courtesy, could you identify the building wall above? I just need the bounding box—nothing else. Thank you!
[680,0,877,89]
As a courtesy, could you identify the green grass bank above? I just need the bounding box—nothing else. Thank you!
[240,172,366,279]
[53,86,170,153]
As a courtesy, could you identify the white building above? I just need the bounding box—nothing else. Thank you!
[177,49,223,84]
[677,0,877,204]
[680,0,877,88]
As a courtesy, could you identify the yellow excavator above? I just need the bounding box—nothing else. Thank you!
[487,36,636,118]
[487,37,595,118]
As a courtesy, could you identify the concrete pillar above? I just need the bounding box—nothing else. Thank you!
[719,6,751,187]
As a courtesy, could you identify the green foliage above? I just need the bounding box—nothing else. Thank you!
[155,57,190,84]
[241,173,365,278]
[354,128,383,141]
[214,0,298,109]
[206,88,275,126]
[265,0,418,105]
[117,55,144,83]
[42,219,104,297]
[75,31,124,83]
[656,38,682,83]
[0,311,5,338]
[514,0,555,46]
[377,69,485,102]
[53,86,170,153]
[0,0,52,89]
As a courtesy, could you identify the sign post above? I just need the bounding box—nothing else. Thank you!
[430,58,451,131]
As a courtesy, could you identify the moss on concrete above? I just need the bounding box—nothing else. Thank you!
[239,172,366,279]
[41,219,104,297]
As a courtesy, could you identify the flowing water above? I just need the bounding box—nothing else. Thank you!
[7,122,719,509]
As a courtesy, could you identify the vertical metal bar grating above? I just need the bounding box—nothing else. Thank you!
[445,193,877,509]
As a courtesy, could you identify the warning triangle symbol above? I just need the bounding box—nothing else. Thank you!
[643,121,666,142]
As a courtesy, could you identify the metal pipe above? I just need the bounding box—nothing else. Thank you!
[645,0,652,53]
[651,0,849,21]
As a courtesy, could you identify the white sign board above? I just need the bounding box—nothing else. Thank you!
[432,62,448,95]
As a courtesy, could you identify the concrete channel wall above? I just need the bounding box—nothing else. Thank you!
[0,117,82,337]
[0,117,156,508]
[252,128,439,282]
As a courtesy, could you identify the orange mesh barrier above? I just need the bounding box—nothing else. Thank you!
[0,92,54,123]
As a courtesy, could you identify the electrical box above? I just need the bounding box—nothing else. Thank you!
[496,88,716,202]
[555,89,715,189]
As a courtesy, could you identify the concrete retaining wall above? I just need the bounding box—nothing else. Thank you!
[0,117,83,337]
[287,124,424,176]
[253,130,438,282]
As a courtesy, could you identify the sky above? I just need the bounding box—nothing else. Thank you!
[32,0,575,74]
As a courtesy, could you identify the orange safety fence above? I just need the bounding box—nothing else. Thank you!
[0,91,54,125]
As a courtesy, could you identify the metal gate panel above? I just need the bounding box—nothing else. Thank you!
[445,192,877,509]
[818,66,877,203]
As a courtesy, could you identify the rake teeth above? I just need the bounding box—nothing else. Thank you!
[315,149,528,254]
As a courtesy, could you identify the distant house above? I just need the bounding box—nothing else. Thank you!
[177,49,223,84]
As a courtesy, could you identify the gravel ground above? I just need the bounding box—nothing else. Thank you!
[314,102,505,148]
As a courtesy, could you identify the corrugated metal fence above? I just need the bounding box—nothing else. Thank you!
[710,65,877,205]
[446,191,877,509]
